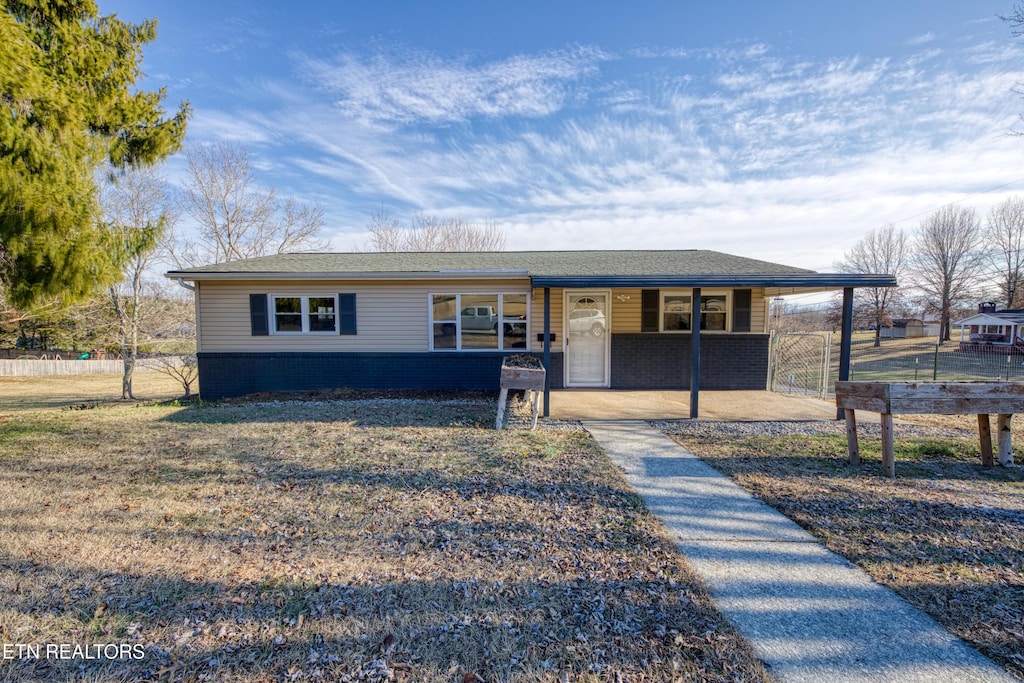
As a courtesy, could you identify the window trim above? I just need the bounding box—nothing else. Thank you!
[429,292,530,351]
[660,290,733,333]
[270,294,339,335]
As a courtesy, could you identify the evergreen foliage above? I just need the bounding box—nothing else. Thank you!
[0,0,189,307]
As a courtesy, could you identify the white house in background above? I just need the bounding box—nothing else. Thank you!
[954,302,1024,354]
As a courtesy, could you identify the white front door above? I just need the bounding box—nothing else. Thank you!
[565,292,610,387]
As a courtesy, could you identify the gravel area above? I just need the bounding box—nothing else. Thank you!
[654,418,978,440]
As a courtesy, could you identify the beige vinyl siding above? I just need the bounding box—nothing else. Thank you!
[198,279,529,353]
[751,288,767,332]
[194,282,206,351]
[609,289,642,333]
[529,288,563,352]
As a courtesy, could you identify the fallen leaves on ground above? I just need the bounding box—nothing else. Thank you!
[0,397,767,682]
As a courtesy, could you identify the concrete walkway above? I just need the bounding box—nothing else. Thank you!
[584,420,1016,683]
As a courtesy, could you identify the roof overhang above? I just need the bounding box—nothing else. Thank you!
[167,269,896,290]
[527,273,897,289]
[952,313,1023,327]
[166,269,531,282]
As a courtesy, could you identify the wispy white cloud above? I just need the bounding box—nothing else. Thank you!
[297,46,610,126]
[200,24,1024,270]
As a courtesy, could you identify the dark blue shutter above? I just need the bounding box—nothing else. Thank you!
[641,289,660,332]
[338,293,357,335]
[733,289,752,332]
[250,294,269,336]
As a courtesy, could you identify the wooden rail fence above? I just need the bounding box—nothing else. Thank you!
[0,358,172,377]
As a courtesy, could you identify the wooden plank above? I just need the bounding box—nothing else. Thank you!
[888,381,1024,400]
[530,391,541,430]
[880,412,895,479]
[844,409,860,466]
[887,397,1024,414]
[978,414,993,467]
[500,376,546,390]
[835,381,890,400]
[997,414,1014,467]
[495,387,509,429]
[500,366,546,391]
[835,396,890,412]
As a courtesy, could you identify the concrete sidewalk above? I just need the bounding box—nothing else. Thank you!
[584,420,1016,683]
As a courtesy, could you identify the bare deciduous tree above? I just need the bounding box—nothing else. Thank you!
[837,224,907,347]
[102,167,173,399]
[1002,4,1024,135]
[912,205,984,342]
[985,196,1024,308]
[153,353,198,397]
[365,210,506,252]
[167,142,328,267]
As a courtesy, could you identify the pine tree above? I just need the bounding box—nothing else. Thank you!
[0,0,189,307]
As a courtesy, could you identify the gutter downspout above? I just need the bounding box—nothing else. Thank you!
[176,278,195,291]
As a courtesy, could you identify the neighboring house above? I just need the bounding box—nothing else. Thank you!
[166,250,895,410]
[953,302,1024,354]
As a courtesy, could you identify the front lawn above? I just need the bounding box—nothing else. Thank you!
[0,396,767,682]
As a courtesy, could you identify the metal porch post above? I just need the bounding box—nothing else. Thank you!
[837,286,854,420]
[543,287,551,417]
[690,287,701,419]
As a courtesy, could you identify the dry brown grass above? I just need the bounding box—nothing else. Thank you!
[0,371,187,411]
[666,423,1024,680]
[0,395,768,682]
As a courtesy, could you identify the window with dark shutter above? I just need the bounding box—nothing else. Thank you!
[338,293,357,335]
[733,289,752,332]
[250,294,269,336]
[641,289,660,332]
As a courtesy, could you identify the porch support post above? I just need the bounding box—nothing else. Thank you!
[543,287,551,417]
[837,286,854,420]
[690,287,701,419]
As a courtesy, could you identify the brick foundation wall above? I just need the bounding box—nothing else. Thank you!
[610,333,769,390]
[197,336,764,400]
[197,351,566,400]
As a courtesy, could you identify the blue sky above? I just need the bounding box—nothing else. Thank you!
[104,0,1024,272]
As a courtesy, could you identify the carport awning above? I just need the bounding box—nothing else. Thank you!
[529,273,897,288]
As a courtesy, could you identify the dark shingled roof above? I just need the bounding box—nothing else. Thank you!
[166,250,896,288]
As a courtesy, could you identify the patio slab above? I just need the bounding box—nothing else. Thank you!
[549,389,839,421]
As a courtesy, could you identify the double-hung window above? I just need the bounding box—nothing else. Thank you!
[271,295,337,334]
[661,291,731,332]
[430,293,529,350]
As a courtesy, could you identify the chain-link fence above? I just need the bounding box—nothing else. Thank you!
[768,332,833,398]
[840,335,1024,386]
[770,331,1024,399]
[770,331,1024,401]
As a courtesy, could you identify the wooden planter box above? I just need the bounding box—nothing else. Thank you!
[500,362,546,391]
[835,381,1022,477]
[496,358,546,429]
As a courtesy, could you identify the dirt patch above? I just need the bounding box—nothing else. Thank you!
[665,423,1024,680]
